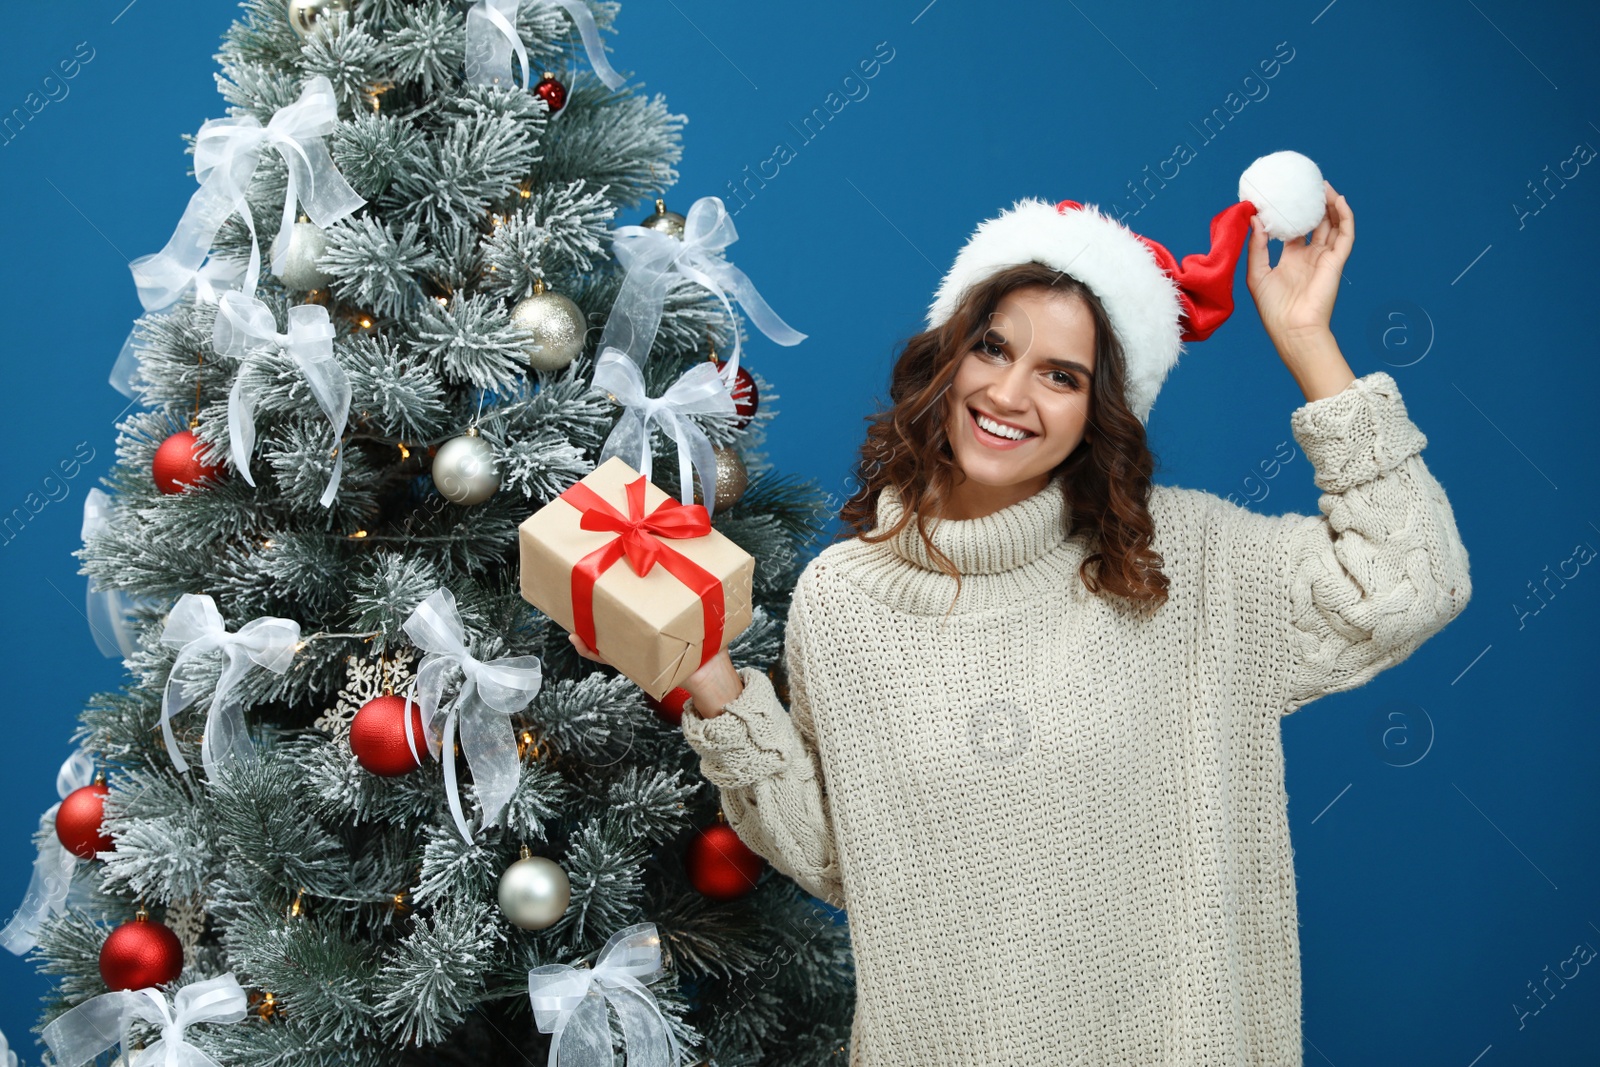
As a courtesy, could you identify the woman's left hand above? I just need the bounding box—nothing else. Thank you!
[1244,180,1353,350]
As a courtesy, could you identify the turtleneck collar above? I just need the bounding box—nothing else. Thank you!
[872,476,1072,575]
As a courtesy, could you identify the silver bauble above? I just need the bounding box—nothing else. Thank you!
[497,852,570,930]
[270,220,332,290]
[510,285,586,372]
[640,198,686,240]
[287,0,351,39]
[692,445,748,512]
[432,433,501,506]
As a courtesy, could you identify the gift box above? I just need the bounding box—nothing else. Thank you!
[518,456,754,700]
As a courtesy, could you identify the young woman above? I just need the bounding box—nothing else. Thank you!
[572,162,1473,1064]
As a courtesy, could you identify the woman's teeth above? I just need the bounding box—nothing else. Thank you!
[973,410,1033,440]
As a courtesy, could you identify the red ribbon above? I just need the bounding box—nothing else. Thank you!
[558,474,726,673]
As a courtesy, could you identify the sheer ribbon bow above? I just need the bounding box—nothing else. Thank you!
[213,292,351,507]
[597,195,806,385]
[465,0,626,95]
[82,488,141,660]
[403,589,543,843]
[112,256,248,400]
[42,973,248,1067]
[591,346,735,517]
[129,75,364,313]
[0,750,95,955]
[528,922,683,1067]
[160,594,300,779]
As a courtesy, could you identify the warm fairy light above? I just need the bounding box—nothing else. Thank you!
[519,187,532,199]
[434,296,449,307]
[294,640,309,652]
[349,530,369,539]
[358,316,374,329]
[261,539,276,550]
[397,442,411,459]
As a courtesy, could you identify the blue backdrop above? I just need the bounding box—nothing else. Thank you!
[3,1,1596,1062]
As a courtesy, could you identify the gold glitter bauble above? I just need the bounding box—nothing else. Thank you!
[510,283,586,372]
[692,445,748,512]
[640,198,686,240]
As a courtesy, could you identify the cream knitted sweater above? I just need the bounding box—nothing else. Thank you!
[679,369,1471,1066]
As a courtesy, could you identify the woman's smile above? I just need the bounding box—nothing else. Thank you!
[968,405,1037,450]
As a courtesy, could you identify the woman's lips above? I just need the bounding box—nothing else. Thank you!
[969,407,1035,449]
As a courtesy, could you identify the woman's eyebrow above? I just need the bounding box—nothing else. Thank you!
[987,334,1093,378]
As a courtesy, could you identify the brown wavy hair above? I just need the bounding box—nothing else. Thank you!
[834,260,1170,616]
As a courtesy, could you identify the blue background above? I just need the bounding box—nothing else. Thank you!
[3,1,1597,1062]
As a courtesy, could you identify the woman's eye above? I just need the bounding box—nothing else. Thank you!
[976,341,1080,390]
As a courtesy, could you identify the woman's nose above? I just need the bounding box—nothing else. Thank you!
[988,363,1033,411]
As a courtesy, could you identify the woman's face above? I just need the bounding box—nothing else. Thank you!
[939,286,1097,519]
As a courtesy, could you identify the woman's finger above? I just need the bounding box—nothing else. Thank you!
[1245,213,1272,292]
[568,631,608,664]
[1329,192,1354,262]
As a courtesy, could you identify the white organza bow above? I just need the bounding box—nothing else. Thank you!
[129,75,364,313]
[112,256,248,401]
[42,973,249,1067]
[591,346,735,517]
[403,589,543,843]
[0,750,96,955]
[465,0,626,95]
[213,292,351,507]
[82,488,142,660]
[528,922,683,1067]
[160,594,300,780]
[597,195,806,385]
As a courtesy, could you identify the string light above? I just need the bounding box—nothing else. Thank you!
[397,442,411,459]
[348,530,369,539]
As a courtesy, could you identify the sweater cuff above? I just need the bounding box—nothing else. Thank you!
[1290,369,1429,495]
[679,666,794,789]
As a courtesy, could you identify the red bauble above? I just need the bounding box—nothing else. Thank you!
[534,71,567,114]
[349,694,428,776]
[685,822,765,900]
[714,359,759,430]
[55,782,113,860]
[645,687,691,725]
[99,915,183,991]
[152,430,225,495]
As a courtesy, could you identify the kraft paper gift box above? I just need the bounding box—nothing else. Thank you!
[518,456,755,701]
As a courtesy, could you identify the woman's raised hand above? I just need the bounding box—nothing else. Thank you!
[1244,179,1353,350]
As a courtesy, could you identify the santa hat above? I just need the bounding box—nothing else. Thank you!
[925,150,1329,425]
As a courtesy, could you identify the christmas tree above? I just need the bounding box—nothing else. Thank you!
[4,2,855,1063]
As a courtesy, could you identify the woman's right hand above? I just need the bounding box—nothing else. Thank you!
[568,631,611,666]
[569,632,743,717]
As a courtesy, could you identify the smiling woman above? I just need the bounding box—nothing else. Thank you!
[841,258,1169,610]
[675,155,1473,1066]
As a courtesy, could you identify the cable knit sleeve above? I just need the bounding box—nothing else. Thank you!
[678,585,846,910]
[1213,370,1473,715]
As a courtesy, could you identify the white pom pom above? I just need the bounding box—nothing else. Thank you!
[1239,150,1326,239]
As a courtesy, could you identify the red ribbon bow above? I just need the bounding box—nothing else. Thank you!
[558,474,726,675]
